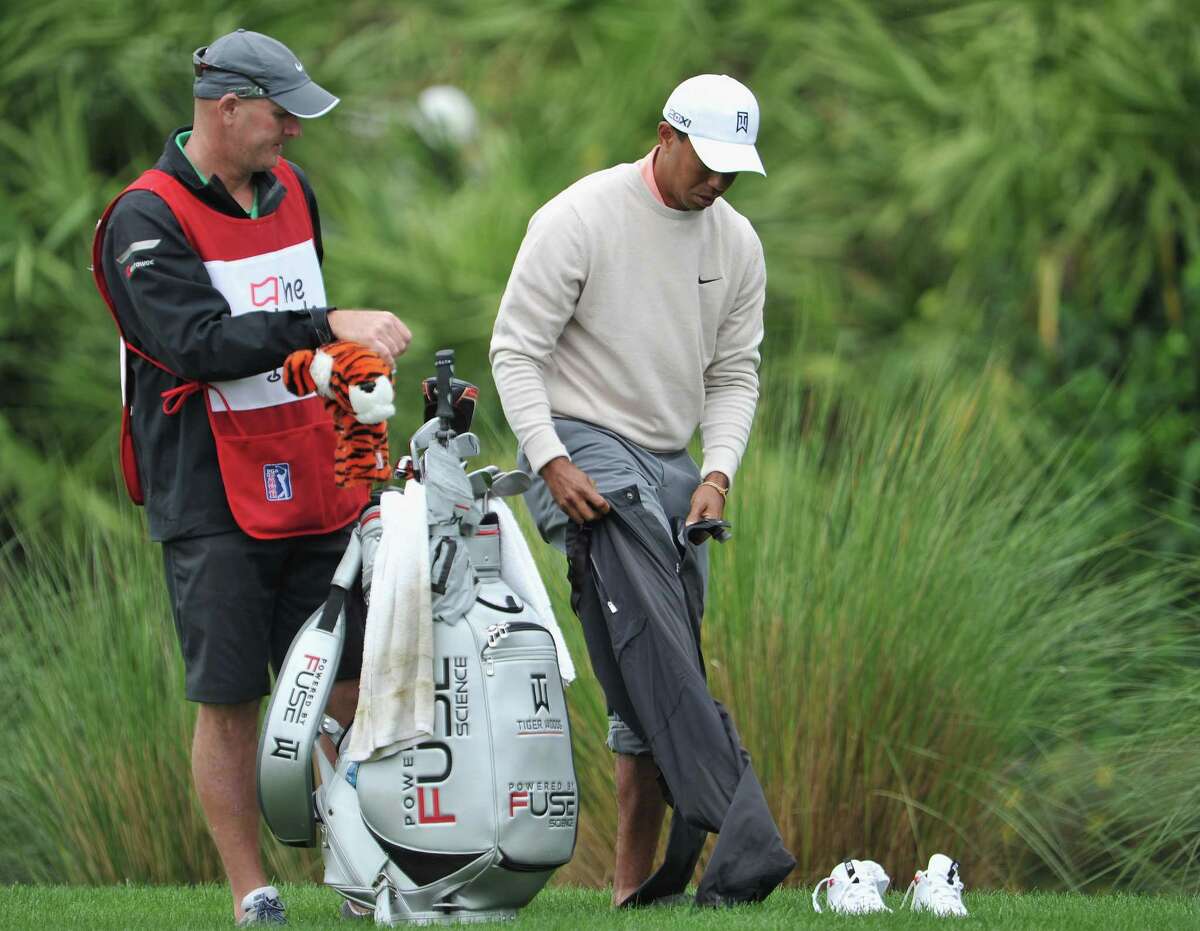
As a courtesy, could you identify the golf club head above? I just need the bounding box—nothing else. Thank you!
[421,376,479,435]
[451,432,481,461]
[408,418,441,464]
[489,469,532,498]
[467,466,501,498]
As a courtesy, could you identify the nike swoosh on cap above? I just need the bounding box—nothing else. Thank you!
[698,276,722,284]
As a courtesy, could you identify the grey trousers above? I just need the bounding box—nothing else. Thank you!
[518,417,707,755]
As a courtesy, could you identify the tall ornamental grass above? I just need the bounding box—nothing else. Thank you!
[695,367,1199,887]
[2,370,1197,888]
[0,519,316,884]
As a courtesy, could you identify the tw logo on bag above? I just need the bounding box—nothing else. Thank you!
[517,673,564,736]
[264,462,294,501]
[531,673,551,713]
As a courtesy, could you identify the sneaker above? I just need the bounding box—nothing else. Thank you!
[901,853,968,917]
[811,859,892,914]
[237,886,287,926]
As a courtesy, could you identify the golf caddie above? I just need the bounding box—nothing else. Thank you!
[491,74,796,907]
[92,30,411,925]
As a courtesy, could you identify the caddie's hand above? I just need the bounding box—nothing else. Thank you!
[327,309,413,368]
[686,472,729,526]
[541,457,610,524]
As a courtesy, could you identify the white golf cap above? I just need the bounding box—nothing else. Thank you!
[662,74,764,176]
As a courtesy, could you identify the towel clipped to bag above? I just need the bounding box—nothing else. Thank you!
[345,483,434,763]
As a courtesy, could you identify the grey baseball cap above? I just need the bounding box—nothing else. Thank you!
[193,29,339,119]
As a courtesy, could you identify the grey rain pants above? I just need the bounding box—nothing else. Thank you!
[519,417,706,754]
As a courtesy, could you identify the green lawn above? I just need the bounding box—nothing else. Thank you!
[0,885,1196,930]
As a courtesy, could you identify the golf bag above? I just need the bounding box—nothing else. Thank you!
[257,350,577,924]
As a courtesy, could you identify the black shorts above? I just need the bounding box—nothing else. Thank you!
[161,526,365,704]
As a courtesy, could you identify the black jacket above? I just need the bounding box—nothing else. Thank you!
[100,128,336,541]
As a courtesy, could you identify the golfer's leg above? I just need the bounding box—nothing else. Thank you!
[600,456,674,905]
[543,421,675,903]
[613,752,666,905]
[193,699,267,919]
[523,420,672,903]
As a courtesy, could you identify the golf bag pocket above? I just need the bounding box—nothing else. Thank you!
[430,534,477,621]
[480,621,577,870]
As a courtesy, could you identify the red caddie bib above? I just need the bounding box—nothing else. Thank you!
[92,161,368,538]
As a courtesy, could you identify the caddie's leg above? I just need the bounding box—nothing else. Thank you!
[326,679,360,727]
[192,699,267,920]
[162,532,284,919]
[613,752,666,906]
[321,679,360,762]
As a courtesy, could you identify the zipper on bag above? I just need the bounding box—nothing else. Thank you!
[484,648,559,674]
[480,621,554,676]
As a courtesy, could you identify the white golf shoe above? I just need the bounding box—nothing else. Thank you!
[237,885,287,925]
[811,858,892,914]
[901,853,969,917]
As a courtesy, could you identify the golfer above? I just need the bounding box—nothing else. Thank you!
[92,30,410,925]
[491,75,795,907]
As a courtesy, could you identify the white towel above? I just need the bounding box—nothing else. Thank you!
[346,483,435,762]
[492,498,576,684]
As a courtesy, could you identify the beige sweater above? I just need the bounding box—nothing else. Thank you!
[489,162,764,482]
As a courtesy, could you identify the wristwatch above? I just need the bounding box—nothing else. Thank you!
[308,306,337,344]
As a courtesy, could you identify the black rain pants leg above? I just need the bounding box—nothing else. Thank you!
[567,485,795,906]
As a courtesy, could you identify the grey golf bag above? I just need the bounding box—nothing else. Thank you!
[257,350,577,924]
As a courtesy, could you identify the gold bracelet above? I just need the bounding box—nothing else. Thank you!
[699,480,728,498]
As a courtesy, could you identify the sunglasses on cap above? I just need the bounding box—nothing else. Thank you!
[192,46,269,99]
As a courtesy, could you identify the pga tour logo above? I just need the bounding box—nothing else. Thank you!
[264,463,293,501]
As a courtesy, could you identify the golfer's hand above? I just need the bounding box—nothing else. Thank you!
[685,472,728,526]
[541,457,610,524]
[327,310,412,368]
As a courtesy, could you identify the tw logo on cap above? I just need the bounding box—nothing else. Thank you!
[736,111,749,134]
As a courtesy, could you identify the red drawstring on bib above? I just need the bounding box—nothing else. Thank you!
[161,380,203,414]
